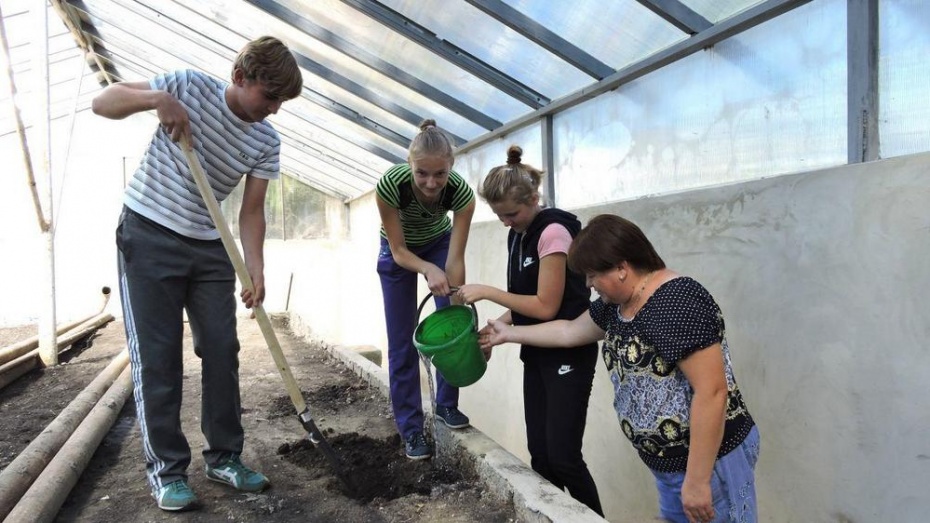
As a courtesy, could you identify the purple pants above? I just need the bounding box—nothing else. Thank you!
[377,235,459,439]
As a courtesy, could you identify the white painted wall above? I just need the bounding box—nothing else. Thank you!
[281,152,930,522]
[0,110,153,326]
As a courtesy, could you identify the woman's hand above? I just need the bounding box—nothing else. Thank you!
[456,284,491,305]
[482,318,513,349]
[423,264,451,296]
[678,343,728,523]
[681,476,714,523]
[477,324,495,361]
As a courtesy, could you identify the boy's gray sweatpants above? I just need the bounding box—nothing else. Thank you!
[116,207,243,492]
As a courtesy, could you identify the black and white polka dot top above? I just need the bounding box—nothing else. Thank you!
[589,276,755,473]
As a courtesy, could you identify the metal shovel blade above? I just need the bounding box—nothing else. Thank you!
[298,409,356,494]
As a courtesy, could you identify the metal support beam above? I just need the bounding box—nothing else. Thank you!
[463,0,614,79]
[339,0,549,108]
[272,122,384,184]
[50,0,115,84]
[298,87,410,150]
[633,0,713,34]
[540,115,556,208]
[459,0,813,154]
[847,0,879,163]
[291,53,465,146]
[245,0,501,130]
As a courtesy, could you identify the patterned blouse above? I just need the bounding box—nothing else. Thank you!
[589,277,755,472]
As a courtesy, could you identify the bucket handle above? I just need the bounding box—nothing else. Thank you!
[415,291,478,333]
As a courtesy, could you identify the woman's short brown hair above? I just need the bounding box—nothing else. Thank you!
[568,214,666,274]
[232,36,303,100]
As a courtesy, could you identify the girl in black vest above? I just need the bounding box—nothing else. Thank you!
[456,146,602,516]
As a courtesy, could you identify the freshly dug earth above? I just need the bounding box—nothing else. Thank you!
[0,317,515,522]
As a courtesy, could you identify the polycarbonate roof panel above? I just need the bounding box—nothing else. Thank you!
[502,0,688,72]
[163,0,423,146]
[274,0,531,125]
[682,0,767,23]
[378,0,593,100]
[72,0,405,180]
[288,33,493,140]
[0,5,97,131]
[190,0,492,140]
[5,0,812,200]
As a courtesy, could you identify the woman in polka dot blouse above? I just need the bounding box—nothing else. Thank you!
[483,214,759,523]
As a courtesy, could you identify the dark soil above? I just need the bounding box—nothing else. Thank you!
[0,317,515,522]
[277,432,466,503]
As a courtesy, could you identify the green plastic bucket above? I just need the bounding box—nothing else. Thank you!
[413,293,487,387]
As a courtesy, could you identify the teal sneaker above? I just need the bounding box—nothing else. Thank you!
[205,456,270,492]
[153,479,197,511]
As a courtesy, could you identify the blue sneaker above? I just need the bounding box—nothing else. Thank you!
[435,406,470,429]
[153,479,197,511]
[405,431,431,460]
[205,456,270,492]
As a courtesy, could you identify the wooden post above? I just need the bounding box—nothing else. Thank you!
[0,351,129,520]
[30,3,58,367]
[3,366,133,523]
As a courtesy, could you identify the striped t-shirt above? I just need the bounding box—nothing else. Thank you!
[123,69,280,240]
[376,163,474,246]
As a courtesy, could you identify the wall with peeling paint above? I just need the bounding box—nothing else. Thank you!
[454,151,930,522]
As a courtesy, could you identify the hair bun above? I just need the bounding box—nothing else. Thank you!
[506,145,523,165]
[419,118,438,131]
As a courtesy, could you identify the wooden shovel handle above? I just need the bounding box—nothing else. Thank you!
[179,137,307,414]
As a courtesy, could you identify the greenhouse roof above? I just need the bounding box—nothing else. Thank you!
[2,0,813,200]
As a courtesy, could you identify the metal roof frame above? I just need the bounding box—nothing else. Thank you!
[458,0,815,154]
[338,0,550,109]
[462,0,614,80]
[243,0,503,131]
[1,0,877,200]
[633,0,713,34]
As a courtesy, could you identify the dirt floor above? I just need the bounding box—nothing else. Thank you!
[0,317,515,522]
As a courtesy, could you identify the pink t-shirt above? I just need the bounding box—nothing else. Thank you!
[538,223,572,258]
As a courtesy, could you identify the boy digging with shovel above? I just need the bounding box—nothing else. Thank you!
[92,36,302,511]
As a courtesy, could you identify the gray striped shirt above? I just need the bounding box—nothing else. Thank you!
[124,70,280,240]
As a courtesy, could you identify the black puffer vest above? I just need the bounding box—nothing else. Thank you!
[507,208,597,362]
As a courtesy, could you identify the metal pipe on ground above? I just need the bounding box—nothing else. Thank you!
[0,350,129,520]
[2,365,133,523]
[0,287,111,366]
[0,312,115,391]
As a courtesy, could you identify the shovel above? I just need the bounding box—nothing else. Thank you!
[179,136,355,493]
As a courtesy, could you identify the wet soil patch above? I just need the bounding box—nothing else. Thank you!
[278,432,466,502]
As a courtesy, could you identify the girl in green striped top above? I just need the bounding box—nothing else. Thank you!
[375,119,476,459]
